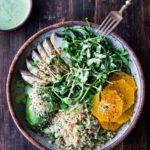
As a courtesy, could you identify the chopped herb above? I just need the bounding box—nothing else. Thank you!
[56,54,64,66]
[128,119,131,125]
[93,139,98,144]
[85,136,92,141]
[73,108,80,114]
[97,128,108,141]
[78,122,83,125]
[60,103,68,109]
[49,133,56,143]
[87,121,94,129]
[77,124,84,131]
[43,127,51,135]
[32,60,39,66]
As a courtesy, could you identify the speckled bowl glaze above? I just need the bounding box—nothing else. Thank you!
[6,21,145,150]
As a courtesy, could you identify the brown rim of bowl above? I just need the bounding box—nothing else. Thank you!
[6,21,145,150]
[0,0,33,33]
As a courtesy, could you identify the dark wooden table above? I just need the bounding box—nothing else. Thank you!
[0,0,149,149]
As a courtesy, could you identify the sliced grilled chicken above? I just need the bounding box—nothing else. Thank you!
[26,59,40,76]
[42,39,54,57]
[32,50,54,76]
[20,32,69,86]
[32,50,43,62]
[50,32,70,64]
[20,70,49,86]
[37,44,50,64]
[26,59,52,82]
[37,44,62,74]
[50,32,63,53]
[42,38,67,72]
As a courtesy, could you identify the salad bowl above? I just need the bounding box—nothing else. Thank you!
[6,21,145,150]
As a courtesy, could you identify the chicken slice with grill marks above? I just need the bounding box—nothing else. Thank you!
[42,39,53,57]
[32,50,58,76]
[42,38,68,72]
[50,32,63,52]
[26,59,52,82]
[39,42,65,74]
[37,44,50,64]
[20,70,49,86]
[50,32,70,64]
[37,43,63,74]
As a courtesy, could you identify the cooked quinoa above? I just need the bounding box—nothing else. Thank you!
[45,105,116,150]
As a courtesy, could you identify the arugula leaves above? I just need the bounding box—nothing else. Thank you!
[55,26,130,105]
[39,25,130,107]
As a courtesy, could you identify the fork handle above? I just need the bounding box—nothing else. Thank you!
[119,0,132,14]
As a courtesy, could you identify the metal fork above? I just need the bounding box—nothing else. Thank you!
[97,0,132,38]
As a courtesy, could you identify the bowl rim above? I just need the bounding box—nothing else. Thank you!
[6,21,145,150]
[0,0,33,33]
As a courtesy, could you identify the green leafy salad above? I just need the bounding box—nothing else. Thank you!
[17,21,130,150]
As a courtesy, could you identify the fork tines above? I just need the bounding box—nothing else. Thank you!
[97,11,122,38]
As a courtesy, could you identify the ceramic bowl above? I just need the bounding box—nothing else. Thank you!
[6,21,145,150]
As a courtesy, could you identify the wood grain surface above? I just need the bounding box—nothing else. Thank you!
[0,0,149,149]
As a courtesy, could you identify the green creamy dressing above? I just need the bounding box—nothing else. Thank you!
[0,0,30,30]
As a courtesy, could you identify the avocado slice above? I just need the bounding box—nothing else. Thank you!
[26,96,45,127]
[25,86,59,128]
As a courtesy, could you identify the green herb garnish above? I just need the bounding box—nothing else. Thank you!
[60,103,68,109]
[128,119,131,125]
[32,60,39,66]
